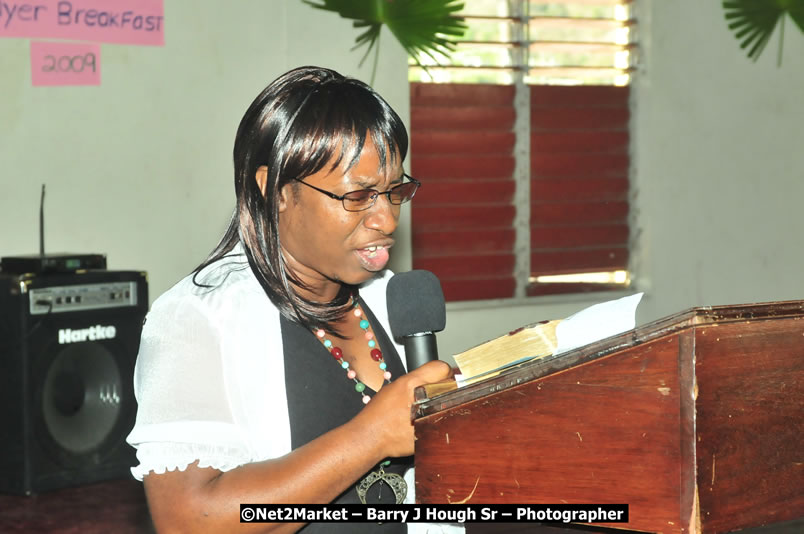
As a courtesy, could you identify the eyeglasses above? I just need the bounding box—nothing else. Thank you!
[291,174,421,212]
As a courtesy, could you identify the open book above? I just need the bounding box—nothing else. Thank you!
[423,293,644,398]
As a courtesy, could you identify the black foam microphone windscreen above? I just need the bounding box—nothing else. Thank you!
[387,270,446,370]
[387,270,446,338]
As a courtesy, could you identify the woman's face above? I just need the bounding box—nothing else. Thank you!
[276,137,403,302]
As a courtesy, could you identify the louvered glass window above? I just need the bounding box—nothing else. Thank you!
[409,0,635,302]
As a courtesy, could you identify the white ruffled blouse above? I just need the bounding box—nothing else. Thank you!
[127,252,404,480]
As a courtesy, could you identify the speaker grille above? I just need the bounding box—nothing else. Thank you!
[42,343,122,455]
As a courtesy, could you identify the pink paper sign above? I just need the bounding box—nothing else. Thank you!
[1,0,164,45]
[30,40,100,86]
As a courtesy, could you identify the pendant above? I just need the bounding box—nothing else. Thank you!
[357,465,407,504]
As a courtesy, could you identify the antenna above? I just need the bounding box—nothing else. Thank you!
[0,184,106,274]
[39,184,46,256]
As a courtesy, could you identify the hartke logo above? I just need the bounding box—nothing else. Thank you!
[58,325,117,344]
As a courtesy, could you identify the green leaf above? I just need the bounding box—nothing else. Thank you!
[723,0,804,64]
[785,1,804,32]
[303,0,467,82]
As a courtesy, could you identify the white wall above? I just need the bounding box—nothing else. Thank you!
[1,0,411,301]
[3,0,803,363]
[631,0,804,322]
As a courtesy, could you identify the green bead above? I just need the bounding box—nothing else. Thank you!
[323,339,332,348]
[381,460,391,467]
[355,382,366,393]
[368,340,376,348]
[359,319,370,329]
[379,362,387,370]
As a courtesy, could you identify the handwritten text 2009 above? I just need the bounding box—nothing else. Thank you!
[41,51,96,73]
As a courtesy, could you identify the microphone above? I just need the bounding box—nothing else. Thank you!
[386,270,446,371]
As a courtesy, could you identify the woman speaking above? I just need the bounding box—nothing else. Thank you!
[127,66,455,533]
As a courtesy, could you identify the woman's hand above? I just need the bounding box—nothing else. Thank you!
[352,360,453,459]
[145,361,454,534]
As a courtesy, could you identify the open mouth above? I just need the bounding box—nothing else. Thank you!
[363,246,383,257]
[356,245,391,271]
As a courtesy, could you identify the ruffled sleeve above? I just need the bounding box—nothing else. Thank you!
[126,282,251,480]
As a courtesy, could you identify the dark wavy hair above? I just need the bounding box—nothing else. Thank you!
[193,66,408,334]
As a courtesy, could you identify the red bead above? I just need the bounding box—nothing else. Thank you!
[370,349,383,361]
[331,347,343,359]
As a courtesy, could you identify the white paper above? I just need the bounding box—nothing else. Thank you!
[554,292,643,355]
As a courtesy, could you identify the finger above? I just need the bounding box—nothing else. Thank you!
[406,360,452,383]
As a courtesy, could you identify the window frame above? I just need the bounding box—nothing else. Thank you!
[409,0,637,304]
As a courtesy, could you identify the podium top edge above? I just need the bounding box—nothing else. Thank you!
[414,299,804,417]
[636,299,804,336]
[683,298,804,323]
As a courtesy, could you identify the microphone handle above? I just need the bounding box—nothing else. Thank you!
[403,332,438,371]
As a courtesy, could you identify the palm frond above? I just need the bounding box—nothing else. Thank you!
[303,0,466,82]
[723,0,804,64]
[787,1,804,33]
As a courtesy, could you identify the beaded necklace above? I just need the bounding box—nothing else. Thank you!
[314,298,392,404]
[313,296,407,504]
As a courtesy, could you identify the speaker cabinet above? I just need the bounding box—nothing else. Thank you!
[0,270,148,495]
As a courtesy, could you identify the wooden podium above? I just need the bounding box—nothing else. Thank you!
[413,300,804,534]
